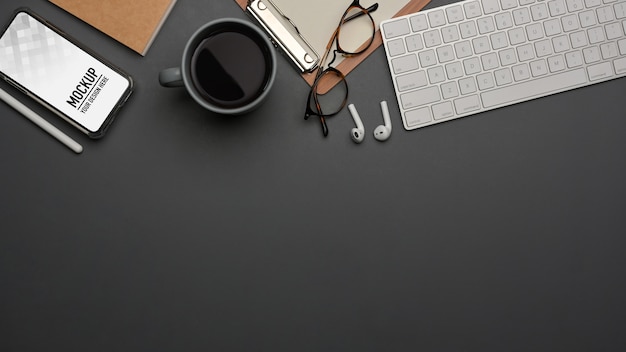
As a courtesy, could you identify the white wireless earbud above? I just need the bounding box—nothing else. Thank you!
[374,101,392,142]
[348,103,364,144]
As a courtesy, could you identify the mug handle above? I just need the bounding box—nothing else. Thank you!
[159,67,184,87]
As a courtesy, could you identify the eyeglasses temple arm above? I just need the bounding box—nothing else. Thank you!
[343,3,379,23]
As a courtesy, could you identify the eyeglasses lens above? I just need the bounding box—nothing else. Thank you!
[308,70,348,117]
[337,7,375,55]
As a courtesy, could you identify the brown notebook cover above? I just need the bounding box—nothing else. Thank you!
[49,0,177,56]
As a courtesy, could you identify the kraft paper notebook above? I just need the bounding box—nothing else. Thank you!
[49,0,177,56]
[235,0,431,92]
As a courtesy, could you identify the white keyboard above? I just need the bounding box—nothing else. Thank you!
[380,0,626,130]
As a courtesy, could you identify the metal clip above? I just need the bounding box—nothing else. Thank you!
[246,0,319,73]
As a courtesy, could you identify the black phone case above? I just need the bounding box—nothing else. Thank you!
[0,7,134,138]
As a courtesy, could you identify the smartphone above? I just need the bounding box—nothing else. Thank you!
[0,8,133,138]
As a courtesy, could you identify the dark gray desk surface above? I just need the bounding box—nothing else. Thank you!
[2,0,625,351]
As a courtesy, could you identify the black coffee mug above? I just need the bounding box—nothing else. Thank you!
[159,18,276,115]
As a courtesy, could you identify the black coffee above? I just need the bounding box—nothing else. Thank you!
[190,27,271,109]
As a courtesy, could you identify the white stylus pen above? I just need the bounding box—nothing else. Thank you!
[0,87,83,154]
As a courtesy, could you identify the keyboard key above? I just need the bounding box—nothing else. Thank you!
[418,50,438,67]
[481,52,500,70]
[481,68,587,107]
[585,0,602,7]
[383,19,410,38]
[463,57,482,74]
[548,0,567,17]
[508,27,527,45]
[454,95,481,114]
[615,2,626,18]
[495,68,514,85]
[605,23,623,40]
[436,45,455,62]
[566,0,584,12]
[427,66,446,83]
[614,57,626,74]
[543,19,561,36]
[501,0,518,10]
[534,39,553,57]
[583,46,601,63]
[432,101,455,120]
[405,107,433,127]
[530,59,549,75]
[410,14,428,32]
[446,6,465,23]
[499,48,518,65]
[531,3,549,21]
[441,81,460,98]
[392,54,419,74]
[561,15,580,32]
[513,8,532,26]
[482,0,501,14]
[446,61,464,79]
[565,51,584,67]
[600,42,619,59]
[552,35,571,52]
[454,40,473,58]
[441,26,461,43]
[596,6,615,24]
[464,1,483,18]
[424,30,443,47]
[406,34,424,51]
[512,63,531,81]
[477,72,496,89]
[579,10,597,28]
[491,32,509,49]
[517,43,536,61]
[459,21,479,38]
[527,23,545,40]
[396,70,428,91]
[619,38,626,54]
[587,61,614,80]
[496,12,514,29]
[570,31,588,48]
[478,17,496,34]
[400,86,441,109]
[587,27,606,44]
[459,77,478,94]
[548,54,567,71]
[472,36,491,54]
[387,38,406,57]
[428,10,447,27]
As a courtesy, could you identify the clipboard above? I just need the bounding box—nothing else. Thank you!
[235,0,431,93]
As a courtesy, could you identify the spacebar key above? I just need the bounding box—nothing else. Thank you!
[481,69,587,108]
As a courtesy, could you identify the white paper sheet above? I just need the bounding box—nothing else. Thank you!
[271,0,411,66]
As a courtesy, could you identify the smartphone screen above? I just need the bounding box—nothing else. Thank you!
[0,9,133,138]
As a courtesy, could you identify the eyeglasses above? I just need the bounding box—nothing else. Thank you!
[303,0,378,137]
